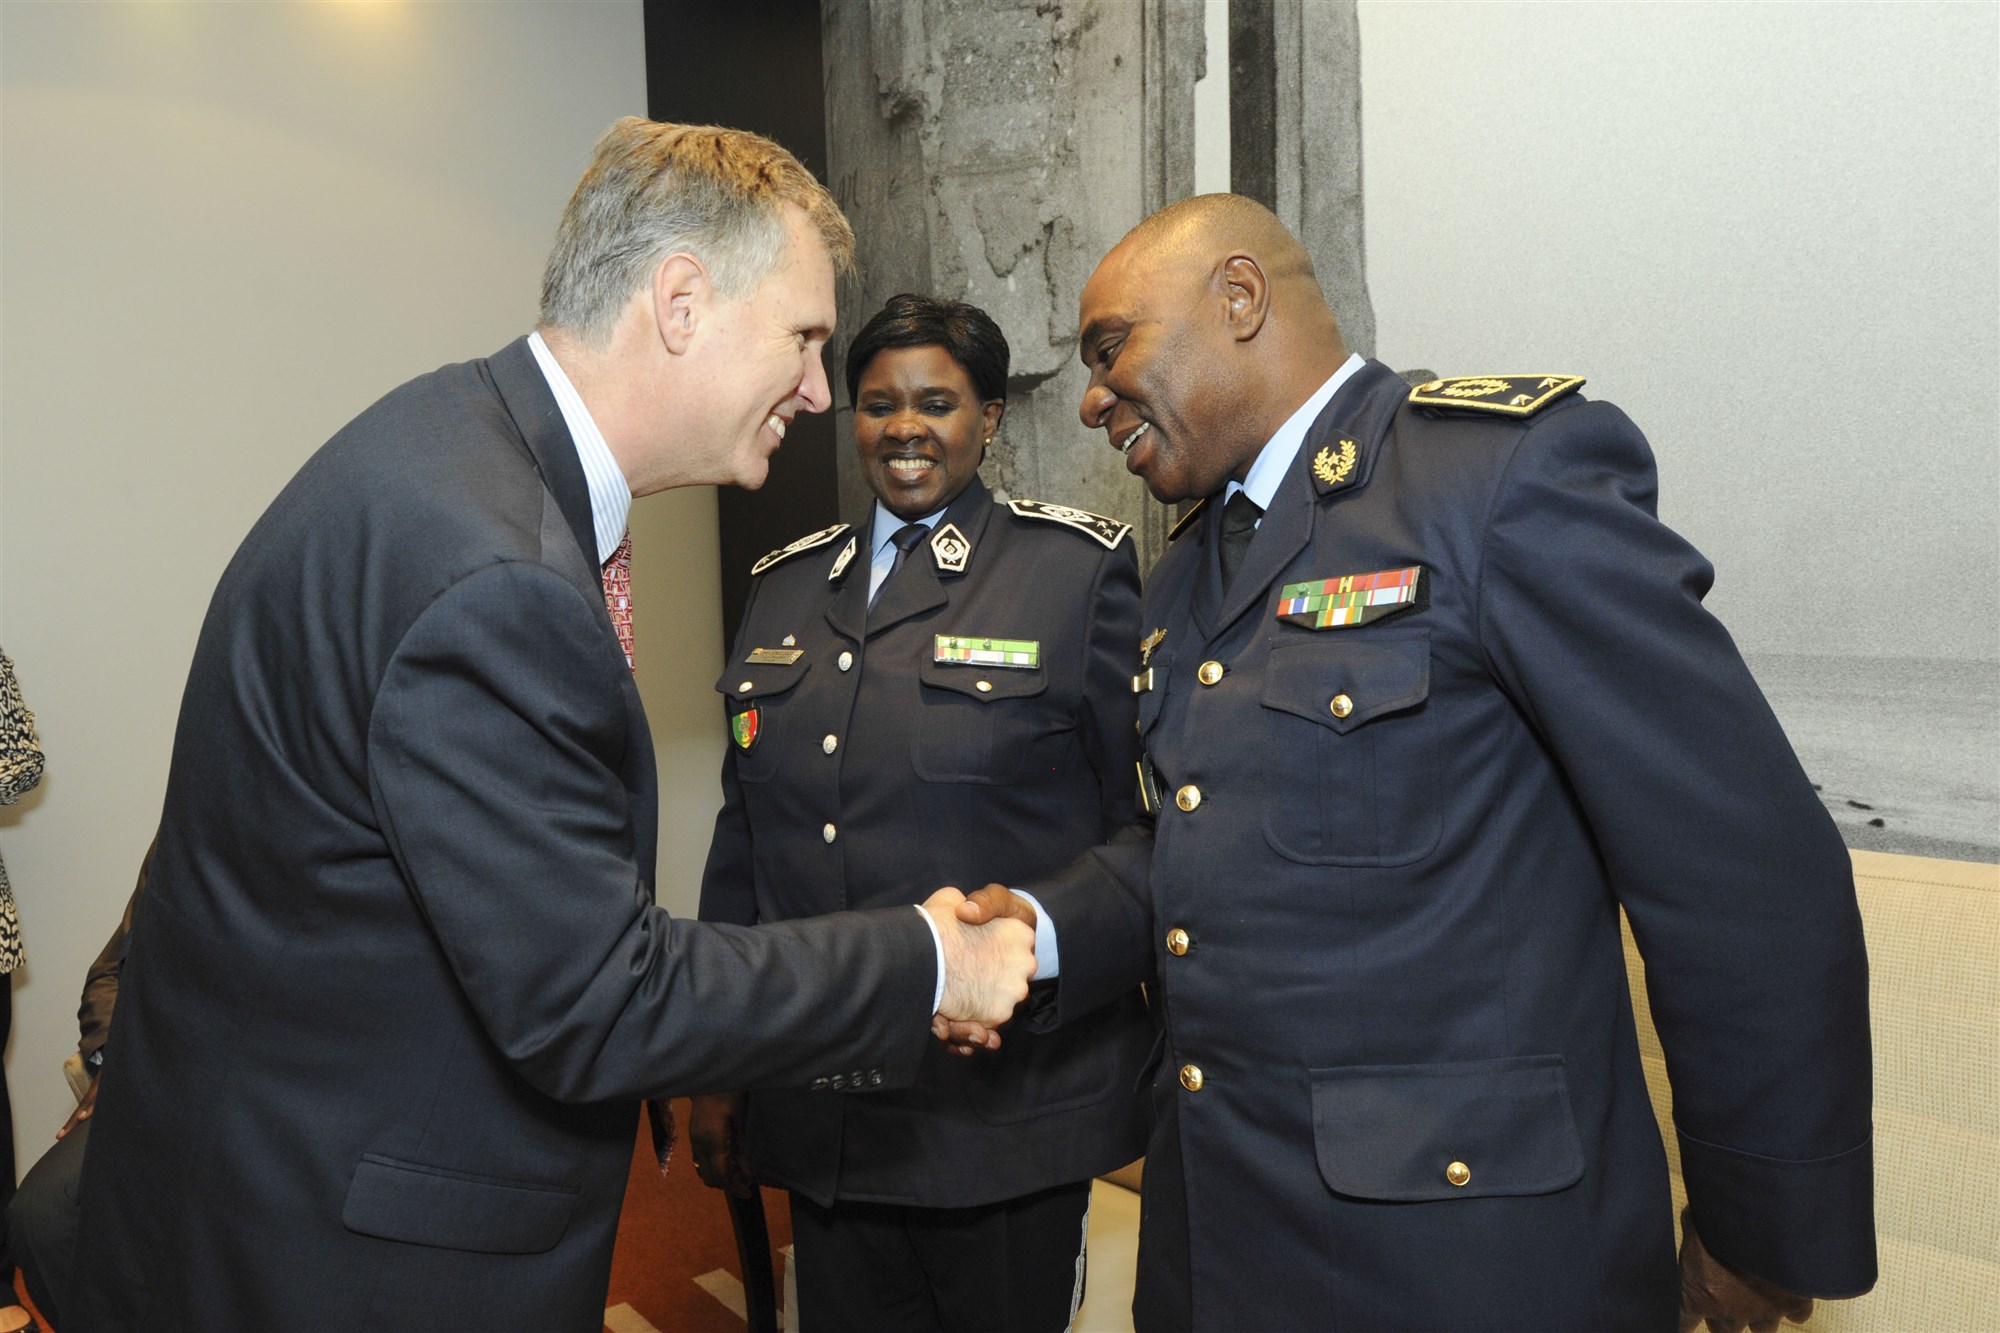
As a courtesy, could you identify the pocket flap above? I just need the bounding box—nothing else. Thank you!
[342,1154,577,1254]
[1309,1055,1583,1201]
[1262,636,1429,734]
[715,658,811,702]
[918,658,1047,702]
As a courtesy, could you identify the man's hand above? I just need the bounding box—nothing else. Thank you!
[689,1092,756,1198]
[924,887,1035,1042]
[928,885,1039,1055]
[955,884,1038,931]
[58,1073,99,1139]
[1677,1206,1815,1333]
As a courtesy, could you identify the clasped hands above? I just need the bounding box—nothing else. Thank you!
[923,884,1039,1054]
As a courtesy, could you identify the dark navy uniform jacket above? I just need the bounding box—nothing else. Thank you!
[700,474,1154,1208]
[1032,361,1875,1331]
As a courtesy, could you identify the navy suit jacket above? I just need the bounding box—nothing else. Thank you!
[72,339,940,1332]
[1033,360,1875,1331]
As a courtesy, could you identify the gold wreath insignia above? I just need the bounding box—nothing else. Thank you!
[1439,377,1514,399]
[1314,439,1357,487]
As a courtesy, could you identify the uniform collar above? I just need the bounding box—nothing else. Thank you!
[1225,353,1365,513]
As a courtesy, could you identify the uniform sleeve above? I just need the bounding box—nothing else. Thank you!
[698,579,764,929]
[1478,400,1875,1297]
[367,560,937,1103]
[1077,539,1145,837]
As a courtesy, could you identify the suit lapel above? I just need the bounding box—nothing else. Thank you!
[825,533,871,643]
[486,336,598,574]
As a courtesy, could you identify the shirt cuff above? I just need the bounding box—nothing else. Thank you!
[916,903,947,1013]
[1014,890,1060,979]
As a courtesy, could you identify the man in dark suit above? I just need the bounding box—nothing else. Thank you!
[69,118,1036,1333]
[956,194,1875,1330]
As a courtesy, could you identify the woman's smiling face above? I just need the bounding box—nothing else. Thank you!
[852,343,1003,521]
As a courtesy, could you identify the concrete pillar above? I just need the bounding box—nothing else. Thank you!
[823,0,1202,566]
[1233,0,1375,358]
[822,0,1370,567]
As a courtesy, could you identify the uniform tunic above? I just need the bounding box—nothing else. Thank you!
[1033,361,1875,1331]
[700,475,1155,1208]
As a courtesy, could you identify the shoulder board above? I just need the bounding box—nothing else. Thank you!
[1407,375,1585,418]
[1006,499,1131,550]
[1168,496,1209,542]
[749,523,850,577]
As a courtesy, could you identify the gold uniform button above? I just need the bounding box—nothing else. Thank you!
[821,823,837,844]
[1330,693,1354,719]
[1446,1161,1471,1187]
[1197,660,1225,686]
[1165,928,1190,956]
[822,734,839,755]
[1175,785,1202,812]
[1179,1063,1204,1092]
[837,651,854,672]
[738,680,755,693]
[975,680,993,693]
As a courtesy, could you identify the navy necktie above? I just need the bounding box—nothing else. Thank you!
[1218,491,1263,595]
[872,522,931,607]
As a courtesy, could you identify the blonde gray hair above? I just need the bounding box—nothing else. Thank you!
[539,117,854,344]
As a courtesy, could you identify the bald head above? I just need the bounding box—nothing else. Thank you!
[1118,194,1320,295]
[1075,194,1348,503]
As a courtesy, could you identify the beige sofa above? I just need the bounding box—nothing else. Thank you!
[1625,849,2000,1328]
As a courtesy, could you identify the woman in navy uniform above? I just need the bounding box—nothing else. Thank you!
[692,294,1154,1333]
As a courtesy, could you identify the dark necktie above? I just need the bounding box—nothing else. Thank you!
[871,522,931,607]
[1218,491,1263,595]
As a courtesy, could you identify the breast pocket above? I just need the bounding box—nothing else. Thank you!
[1258,633,1439,865]
[913,659,1050,784]
[715,659,811,784]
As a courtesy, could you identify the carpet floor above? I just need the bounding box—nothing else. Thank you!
[603,1097,795,1333]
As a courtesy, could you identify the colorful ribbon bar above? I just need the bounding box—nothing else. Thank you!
[1276,566,1423,629]
[934,635,1040,669]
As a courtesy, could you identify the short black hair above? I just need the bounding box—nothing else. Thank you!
[844,292,1010,406]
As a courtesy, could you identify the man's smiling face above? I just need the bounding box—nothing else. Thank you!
[1075,239,1257,505]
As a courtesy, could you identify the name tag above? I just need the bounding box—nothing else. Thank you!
[934,636,1039,669]
[744,648,805,665]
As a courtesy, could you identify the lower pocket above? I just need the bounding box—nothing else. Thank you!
[1308,1054,1584,1201]
[342,1153,577,1254]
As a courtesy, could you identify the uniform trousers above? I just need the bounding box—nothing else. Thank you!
[788,1179,1091,1333]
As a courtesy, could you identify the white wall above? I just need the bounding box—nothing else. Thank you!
[0,2,734,1165]
[1358,0,1999,663]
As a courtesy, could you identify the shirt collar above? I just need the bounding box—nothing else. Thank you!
[1226,352,1366,512]
[870,500,946,557]
[527,330,632,565]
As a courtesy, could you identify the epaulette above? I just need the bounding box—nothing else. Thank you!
[1407,375,1585,418]
[1168,497,1209,541]
[1006,499,1131,550]
[749,522,850,576]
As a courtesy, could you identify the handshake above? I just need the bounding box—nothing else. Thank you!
[922,885,1038,1054]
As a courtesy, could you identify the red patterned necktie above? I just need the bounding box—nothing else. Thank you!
[602,530,634,672]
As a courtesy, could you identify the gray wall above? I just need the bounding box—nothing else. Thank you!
[1357,1,1998,860]
[0,2,723,1165]
[1359,0,1998,664]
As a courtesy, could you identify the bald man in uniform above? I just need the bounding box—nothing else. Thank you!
[955,195,1875,1331]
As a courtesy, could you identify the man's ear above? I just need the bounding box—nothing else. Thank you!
[653,253,707,355]
[1219,254,1270,343]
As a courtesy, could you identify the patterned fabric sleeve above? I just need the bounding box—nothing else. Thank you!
[0,647,44,804]
[0,646,41,972]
